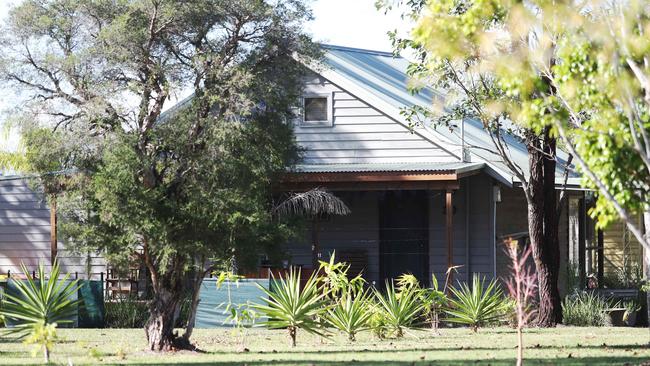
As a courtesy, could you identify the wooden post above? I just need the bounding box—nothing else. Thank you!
[446,190,454,288]
[597,228,604,286]
[311,219,320,269]
[50,195,58,265]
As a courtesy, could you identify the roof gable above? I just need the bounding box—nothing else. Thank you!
[294,69,460,165]
[299,45,579,187]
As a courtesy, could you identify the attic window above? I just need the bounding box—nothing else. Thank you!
[301,93,332,127]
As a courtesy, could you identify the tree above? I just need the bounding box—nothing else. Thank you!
[1,0,316,350]
[518,1,650,258]
[377,0,566,326]
[443,0,650,329]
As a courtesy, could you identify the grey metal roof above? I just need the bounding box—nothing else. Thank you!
[320,45,579,187]
[294,162,485,174]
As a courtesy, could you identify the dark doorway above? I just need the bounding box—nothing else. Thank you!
[379,190,429,285]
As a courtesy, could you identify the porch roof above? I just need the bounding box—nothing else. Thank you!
[280,162,484,191]
[293,162,485,175]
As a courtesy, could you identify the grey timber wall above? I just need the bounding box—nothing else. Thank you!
[0,178,105,278]
[295,72,457,165]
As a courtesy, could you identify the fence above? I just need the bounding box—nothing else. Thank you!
[1,278,104,328]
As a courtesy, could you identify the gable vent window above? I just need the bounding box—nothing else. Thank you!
[301,93,333,127]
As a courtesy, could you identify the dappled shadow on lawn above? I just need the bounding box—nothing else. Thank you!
[1,355,642,366]
[193,343,650,356]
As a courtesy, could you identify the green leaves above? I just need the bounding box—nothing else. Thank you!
[373,281,423,338]
[325,289,373,342]
[254,268,326,347]
[0,261,81,337]
[561,291,609,327]
[445,274,506,332]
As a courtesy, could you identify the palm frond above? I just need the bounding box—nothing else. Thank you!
[274,188,351,217]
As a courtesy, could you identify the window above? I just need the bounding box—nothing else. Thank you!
[301,93,332,126]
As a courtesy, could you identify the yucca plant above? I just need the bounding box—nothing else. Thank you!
[254,267,326,347]
[0,261,81,363]
[373,281,423,338]
[445,274,505,332]
[326,288,373,341]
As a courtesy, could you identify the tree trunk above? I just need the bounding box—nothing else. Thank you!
[516,327,523,366]
[288,326,296,347]
[526,131,562,327]
[179,274,204,346]
[145,287,182,351]
[643,209,650,338]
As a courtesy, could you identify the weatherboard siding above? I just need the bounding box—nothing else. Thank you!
[284,191,381,284]
[284,174,498,286]
[295,72,457,165]
[429,175,495,284]
[0,179,105,278]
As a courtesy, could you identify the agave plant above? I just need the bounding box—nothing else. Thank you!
[326,288,373,341]
[254,267,326,347]
[373,281,423,338]
[0,261,81,363]
[445,274,505,332]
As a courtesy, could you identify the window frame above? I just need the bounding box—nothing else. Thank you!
[300,92,333,127]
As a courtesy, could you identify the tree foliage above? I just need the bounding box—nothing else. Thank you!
[379,0,650,252]
[1,0,317,350]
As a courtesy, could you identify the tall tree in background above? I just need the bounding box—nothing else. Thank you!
[378,0,567,326]
[1,0,315,350]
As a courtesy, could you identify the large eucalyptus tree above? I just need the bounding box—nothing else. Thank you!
[1,0,316,350]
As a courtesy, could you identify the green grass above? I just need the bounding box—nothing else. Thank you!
[0,327,649,365]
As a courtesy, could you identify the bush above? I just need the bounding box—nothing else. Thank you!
[104,297,149,328]
[373,281,423,338]
[326,289,373,341]
[561,291,609,326]
[254,267,326,347]
[0,261,81,363]
[445,274,506,332]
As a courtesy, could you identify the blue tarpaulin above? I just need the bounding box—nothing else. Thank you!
[195,278,269,328]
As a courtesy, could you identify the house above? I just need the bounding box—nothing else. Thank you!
[278,45,642,291]
[0,44,642,291]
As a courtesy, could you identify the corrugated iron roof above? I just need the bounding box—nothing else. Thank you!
[319,45,579,187]
[293,162,485,174]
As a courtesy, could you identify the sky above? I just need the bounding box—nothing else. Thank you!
[0,0,412,150]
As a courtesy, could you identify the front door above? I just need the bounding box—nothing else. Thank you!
[379,190,429,285]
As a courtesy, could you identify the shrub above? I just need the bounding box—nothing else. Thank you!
[318,252,365,297]
[104,297,149,328]
[561,291,609,326]
[396,273,447,331]
[445,274,506,332]
[373,281,423,338]
[0,261,81,363]
[254,267,326,347]
[326,289,373,341]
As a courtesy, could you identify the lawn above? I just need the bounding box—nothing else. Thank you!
[0,327,649,365]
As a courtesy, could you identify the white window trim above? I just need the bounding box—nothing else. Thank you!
[300,92,333,127]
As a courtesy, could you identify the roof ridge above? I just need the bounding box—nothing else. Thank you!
[319,44,397,58]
